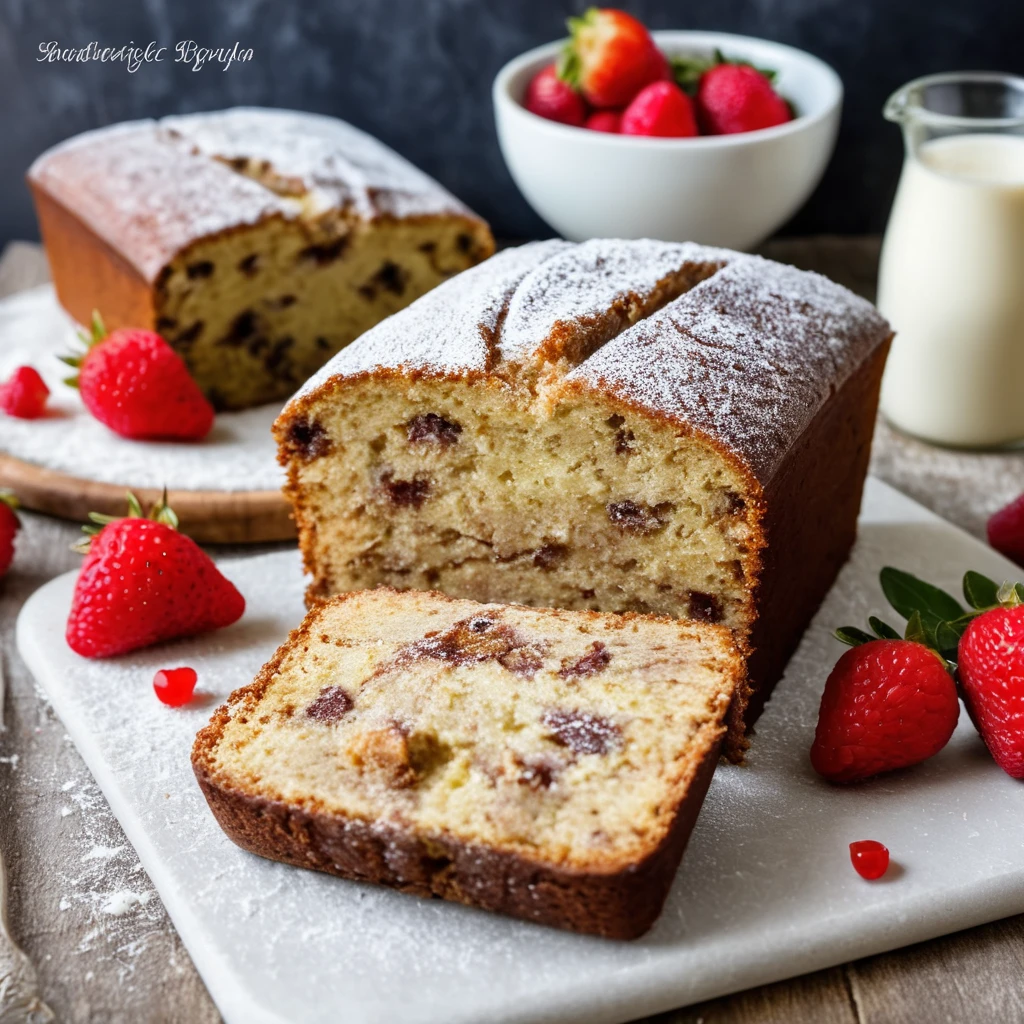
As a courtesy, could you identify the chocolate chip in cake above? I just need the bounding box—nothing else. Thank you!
[724,490,746,515]
[222,310,258,345]
[155,316,178,333]
[266,294,297,309]
[406,413,462,448]
[688,591,724,623]
[516,756,559,790]
[305,685,354,723]
[315,336,331,350]
[238,254,260,277]
[559,642,612,680]
[606,500,673,534]
[299,238,349,266]
[358,261,409,300]
[615,428,636,455]
[174,321,204,346]
[456,232,474,253]
[542,709,622,756]
[418,241,437,254]
[265,336,294,373]
[186,260,215,280]
[377,470,431,509]
[581,588,596,600]
[533,544,568,571]
[383,615,544,678]
[285,418,332,461]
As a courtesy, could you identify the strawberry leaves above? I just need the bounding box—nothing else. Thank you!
[671,48,778,97]
[836,566,1024,667]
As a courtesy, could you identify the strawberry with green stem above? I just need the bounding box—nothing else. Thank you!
[62,311,214,442]
[826,566,1024,780]
[66,491,245,658]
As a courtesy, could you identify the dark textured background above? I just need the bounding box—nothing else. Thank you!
[1,0,1022,246]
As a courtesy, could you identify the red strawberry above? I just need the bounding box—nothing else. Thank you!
[584,110,622,133]
[559,8,666,109]
[66,493,244,658]
[0,494,20,577]
[0,365,49,419]
[958,606,1024,778]
[524,64,588,126]
[621,81,698,138]
[62,312,214,441]
[697,63,791,135]
[810,639,959,783]
[987,493,1024,567]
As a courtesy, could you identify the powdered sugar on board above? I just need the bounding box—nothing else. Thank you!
[16,479,1024,1024]
[0,286,284,492]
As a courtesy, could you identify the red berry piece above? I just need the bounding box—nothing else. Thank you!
[524,64,587,127]
[810,639,959,783]
[621,81,698,138]
[987,493,1024,567]
[66,493,245,659]
[958,605,1024,778]
[153,667,198,706]
[0,494,21,578]
[0,365,50,419]
[62,313,214,441]
[697,63,791,135]
[584,110,622,133]
[560,7,666,109]
[850,840,890,880]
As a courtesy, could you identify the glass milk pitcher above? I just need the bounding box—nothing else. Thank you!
[877,72,1024,448]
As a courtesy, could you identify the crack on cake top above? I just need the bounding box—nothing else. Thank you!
[286,240,890,486]
[28,108,478,283]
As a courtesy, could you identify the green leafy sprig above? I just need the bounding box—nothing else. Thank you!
[835,567,1024,669]
[72,489,178,554]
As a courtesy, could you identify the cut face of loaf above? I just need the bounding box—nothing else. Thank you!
[192,588,743,938]
[276,240,893,753]
[28,108,494,410]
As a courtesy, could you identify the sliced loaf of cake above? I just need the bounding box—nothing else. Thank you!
[28,108,494,409]
[192,587,743,938]
[274,239,893,756]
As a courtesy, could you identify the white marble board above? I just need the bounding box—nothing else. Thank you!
[16,477,1024,1024]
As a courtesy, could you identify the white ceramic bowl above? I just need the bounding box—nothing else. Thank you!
[493,31,843,249]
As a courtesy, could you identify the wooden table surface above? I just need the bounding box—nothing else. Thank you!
[2,239,1023,1024]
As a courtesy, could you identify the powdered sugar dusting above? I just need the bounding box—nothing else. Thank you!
[289,239,889,486]
[499,239,730,362]
[291,240,570,400]
[29,108,479,283]
[0,286,283,491]
[162,108,474,222]
[573,256,890,483]
[29,121,290,282]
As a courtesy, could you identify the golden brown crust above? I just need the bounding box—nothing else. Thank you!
[191,590,735,938]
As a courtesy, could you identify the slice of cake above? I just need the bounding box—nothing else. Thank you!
[273,239,893,757]
[192,588,743,938]
[27,108,494,410]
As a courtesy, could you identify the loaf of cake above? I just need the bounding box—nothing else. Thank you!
[274,239,893,756]
[192,587,743,938]
[27,108,494,409]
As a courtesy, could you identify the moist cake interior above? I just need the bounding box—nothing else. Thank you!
[280,244,762,643]
[158,214,486,410]
[198,589,739,870]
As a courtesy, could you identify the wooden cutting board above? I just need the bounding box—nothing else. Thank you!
[0,286,293,543]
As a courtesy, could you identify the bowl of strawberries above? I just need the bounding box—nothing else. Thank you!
[493,9,842,249]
